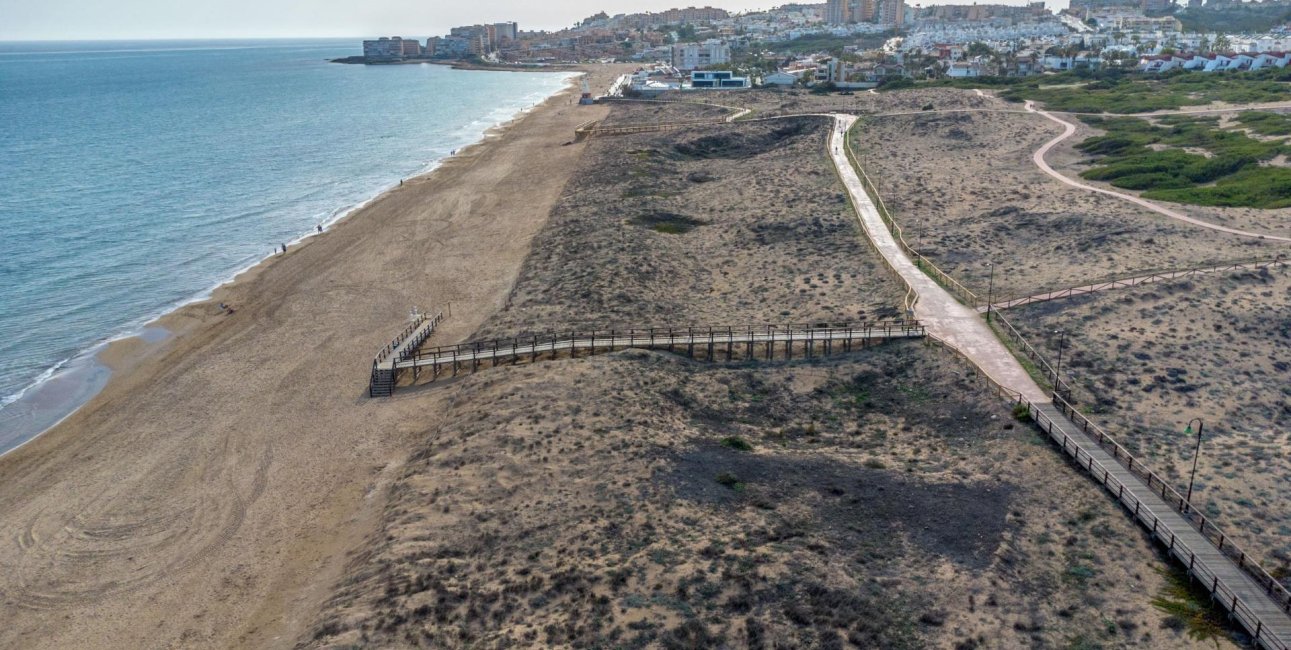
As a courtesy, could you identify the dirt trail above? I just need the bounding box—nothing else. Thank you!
[1027,100,1291,244]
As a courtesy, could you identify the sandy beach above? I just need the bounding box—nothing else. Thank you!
[0,64,629,649]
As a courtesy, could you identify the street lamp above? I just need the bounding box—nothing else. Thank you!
[1185,418,1204,515]
[986,262,996,323]
[1052,329,1067,401]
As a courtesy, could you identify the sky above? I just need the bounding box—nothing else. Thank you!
[0,0,1054,41]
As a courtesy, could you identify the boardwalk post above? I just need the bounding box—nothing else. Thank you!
[786,329,793,360]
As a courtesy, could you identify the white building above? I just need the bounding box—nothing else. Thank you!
[671,40,731,70]
[690,70,752,89]
[764,70,808,85]
[946,61,985,77]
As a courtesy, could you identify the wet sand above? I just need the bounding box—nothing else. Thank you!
[0,64,628,649]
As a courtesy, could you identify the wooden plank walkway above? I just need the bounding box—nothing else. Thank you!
[385,321,925,386]
[1031,402,1291,649]
[835,113,1291,648]
[369,311,444,397]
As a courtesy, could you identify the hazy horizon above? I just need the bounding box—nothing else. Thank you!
[1,0,1061,41]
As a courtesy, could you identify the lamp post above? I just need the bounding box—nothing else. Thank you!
[1185,418,1204,515]
[1052,329,1067,400]
[986,262,996,323]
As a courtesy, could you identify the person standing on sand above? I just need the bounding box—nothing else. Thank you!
[281,243,287,254]
[317,224,322,234]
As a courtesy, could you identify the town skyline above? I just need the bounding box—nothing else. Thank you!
[2,0,1060,41]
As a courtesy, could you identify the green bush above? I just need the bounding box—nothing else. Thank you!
[720,436,753,451]
[715,472,746,491]
[1074,113,1290,207]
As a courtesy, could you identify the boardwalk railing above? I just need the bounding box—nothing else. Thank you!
[848,116,1291,647]
[988,309,1076,400]
[927,332,1291,649]
[843,122,980,312]
[373,312,431,366]
[369,311,444,398]
[1049,395,1291,618]
[579,118,733,138]
[1030,401,1291,650]
[389,321,926,385]
[992,255,1287,311]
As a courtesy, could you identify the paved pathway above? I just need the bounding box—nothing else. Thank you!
[830,115,1049,403]
[1026,101,1291,244]
[831,113,1291,649]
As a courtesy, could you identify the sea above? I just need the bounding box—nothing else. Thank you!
[0,39,575,453]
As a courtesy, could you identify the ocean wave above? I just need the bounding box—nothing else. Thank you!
[0,53,573,443]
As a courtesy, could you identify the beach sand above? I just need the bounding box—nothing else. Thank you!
[0,64,631,649]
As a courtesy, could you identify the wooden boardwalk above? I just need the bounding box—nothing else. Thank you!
[1030,401,1291,649]
[369,311,444,397]
[374,321,925,392]
[836,113,1291,648]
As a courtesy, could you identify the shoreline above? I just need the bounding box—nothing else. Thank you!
[0,67,581,459]
[0,62,629,649]
[329,56,587,74]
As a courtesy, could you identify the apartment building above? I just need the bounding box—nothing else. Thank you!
[827,0,904,27]
[671,40,731,70]
[362,37,420,61]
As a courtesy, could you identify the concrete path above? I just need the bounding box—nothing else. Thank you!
[831,113,1291,649]
[1026,101,1291,244]
[829,115,1050,403]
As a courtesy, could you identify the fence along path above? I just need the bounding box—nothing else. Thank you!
[384,321,925,387]
[838,113,1291,649]
[984,256,1288,312]
[369,311,444,397]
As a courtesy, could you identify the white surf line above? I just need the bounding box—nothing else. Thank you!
[829,114,1050,403]
[1026,100,1291,244]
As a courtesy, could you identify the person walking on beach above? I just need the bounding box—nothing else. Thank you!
[280,243,287,254]
[316,224,323,234]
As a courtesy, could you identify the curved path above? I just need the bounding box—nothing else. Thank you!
[1026,100,1291,244]
[830,113,1291,649]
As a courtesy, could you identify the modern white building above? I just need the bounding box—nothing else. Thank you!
[671,40,731,70]
[690,70,751,89]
